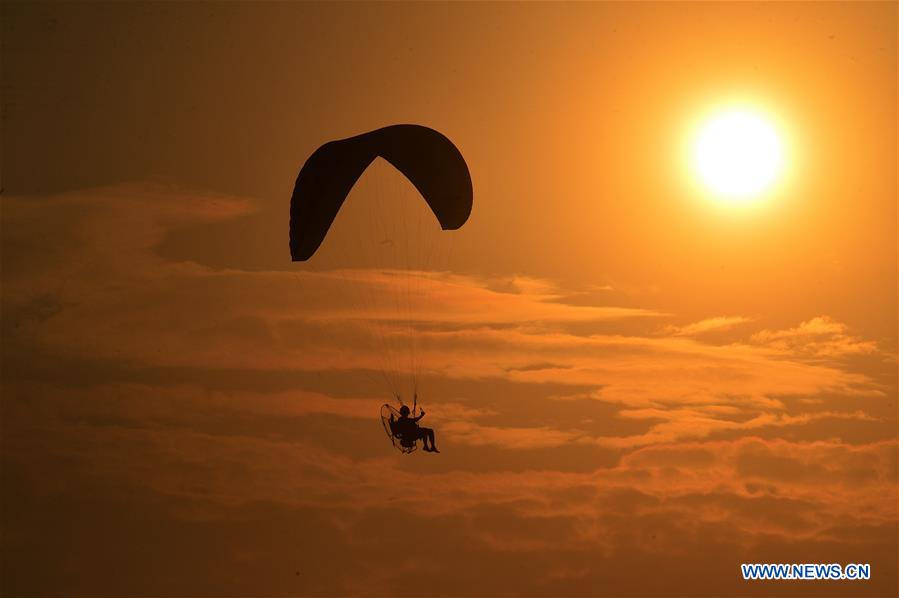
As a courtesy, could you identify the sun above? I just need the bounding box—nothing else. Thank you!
[691,108,785,201]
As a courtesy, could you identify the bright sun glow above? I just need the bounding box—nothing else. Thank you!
[692,109,785,201]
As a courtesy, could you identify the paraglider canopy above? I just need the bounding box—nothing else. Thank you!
[289,124,473,261]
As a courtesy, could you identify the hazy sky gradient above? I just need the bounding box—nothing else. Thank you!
[2,2,896,596]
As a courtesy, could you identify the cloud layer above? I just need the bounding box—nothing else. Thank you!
[2,184,896,596]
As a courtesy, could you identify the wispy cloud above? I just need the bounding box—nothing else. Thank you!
[751,316,880,357]
[664,315,753,336]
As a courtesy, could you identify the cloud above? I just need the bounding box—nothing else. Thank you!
[2,184,890,455]
[664,315,753,336]
[1,183,896,596]
[602,407,878,448]
[751,316,880,358]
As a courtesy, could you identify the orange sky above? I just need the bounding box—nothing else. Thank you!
[2,2,896,596]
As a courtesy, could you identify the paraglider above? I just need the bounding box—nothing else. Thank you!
[290,124,472,262]
[380,395,439,454]
[290,124,472,454]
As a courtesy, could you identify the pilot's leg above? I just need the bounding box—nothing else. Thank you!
[417,427,430,450]
[420,427,437,452]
